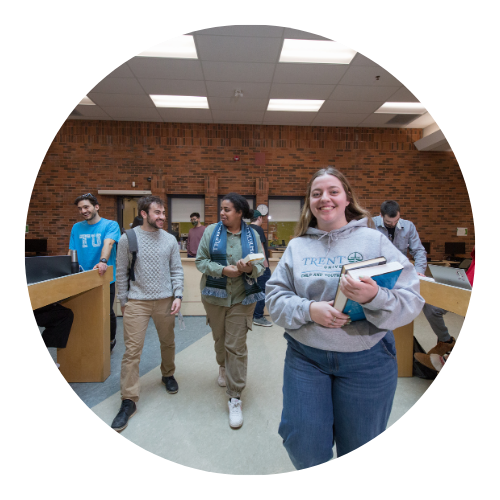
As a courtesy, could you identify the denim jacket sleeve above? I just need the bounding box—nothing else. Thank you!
[406,222,427,275]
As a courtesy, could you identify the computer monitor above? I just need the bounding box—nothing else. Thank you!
[25,255,72,285]
[25,239,48,254]
[444,241,466,256]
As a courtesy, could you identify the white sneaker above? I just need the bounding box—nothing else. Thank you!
[217,366,226,387]
[228,398,243,429]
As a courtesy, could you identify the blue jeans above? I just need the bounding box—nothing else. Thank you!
[253,267,271,318]
[279,332,398,470]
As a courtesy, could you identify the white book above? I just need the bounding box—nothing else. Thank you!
[242,253,264,264]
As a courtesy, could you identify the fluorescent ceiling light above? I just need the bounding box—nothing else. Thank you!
[150,95,209,108]
[279,39,357,64]
[375,102,427,114]
[267,99,324,112]
[138,35,198,59]
[79,96,95,105]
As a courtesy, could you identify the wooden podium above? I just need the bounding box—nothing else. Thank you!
[28,269,112,382]
[394,280,471,377]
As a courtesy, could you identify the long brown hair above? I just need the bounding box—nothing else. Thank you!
[294,167,373,237]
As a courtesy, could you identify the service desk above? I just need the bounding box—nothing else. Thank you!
[29,269,112,383]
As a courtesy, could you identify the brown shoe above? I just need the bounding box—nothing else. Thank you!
[414,353,437,371]
[427,337,455,356]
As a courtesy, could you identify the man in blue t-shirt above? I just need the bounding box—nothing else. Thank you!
[69,193,121,352]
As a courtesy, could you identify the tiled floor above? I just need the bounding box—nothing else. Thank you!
[50,310,464,474]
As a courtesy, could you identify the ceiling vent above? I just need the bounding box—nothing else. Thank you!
[384,114,421,126]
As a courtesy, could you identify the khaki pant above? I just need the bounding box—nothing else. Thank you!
[121,297,175,402]
[202,297,255,398]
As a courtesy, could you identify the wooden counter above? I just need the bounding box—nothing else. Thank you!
[394,280,471,376]
[29,269,112,383]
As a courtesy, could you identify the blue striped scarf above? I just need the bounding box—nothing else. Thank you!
[202,220,264,305]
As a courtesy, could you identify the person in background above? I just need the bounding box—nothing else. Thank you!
[250,209,272,327]
[69,193,121,352]
[112,196,184,432]
[33,303,74,368]
[131,215,143,228]
[186,212,206,258]
[196,193,265,429]
[266,167,424,470]
[414,245,475,369]
[373,200,456,356]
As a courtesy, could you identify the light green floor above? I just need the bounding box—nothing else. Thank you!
[92,310,464,474]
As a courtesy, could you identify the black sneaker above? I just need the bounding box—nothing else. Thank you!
[111,399,136,432]
[162,375,179,394]
[110,339,117,353]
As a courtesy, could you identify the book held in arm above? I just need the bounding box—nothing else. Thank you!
[333,257,404,322]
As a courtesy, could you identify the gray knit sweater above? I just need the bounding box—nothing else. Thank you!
[116,227,184,308]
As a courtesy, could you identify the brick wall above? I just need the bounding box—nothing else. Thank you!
[26,120,474,260]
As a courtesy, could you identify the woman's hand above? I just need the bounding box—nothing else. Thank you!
[236,259,253,274]
[310,300,350,328]
[340,274,379,304]
[223,265,243,278]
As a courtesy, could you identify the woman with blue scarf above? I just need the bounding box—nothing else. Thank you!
[196,193,265,429]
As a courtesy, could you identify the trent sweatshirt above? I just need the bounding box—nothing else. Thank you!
[265,218,424,352]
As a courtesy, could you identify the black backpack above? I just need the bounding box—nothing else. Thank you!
[413,336,437,379]
[124,229,138,282]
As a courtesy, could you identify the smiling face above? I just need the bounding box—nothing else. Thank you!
[220,199,242,230]
[309,174,350,231]
[142,202,165,231]
[77,199,99,222]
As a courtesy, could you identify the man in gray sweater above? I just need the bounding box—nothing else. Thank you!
[111,196,184,432]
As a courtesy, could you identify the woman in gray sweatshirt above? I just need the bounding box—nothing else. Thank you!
[265,167,424,470]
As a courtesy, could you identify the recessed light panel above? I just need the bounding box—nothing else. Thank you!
[279,39,357,64]
[375,102,427,114]
[150,95,209,109]
[138,35,198,59]
[267,99,324,112]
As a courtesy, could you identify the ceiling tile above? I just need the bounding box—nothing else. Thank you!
[205,81,271,98]
[196,35,282,63]
[114,116,164,122]
[191,26,284,37]
[270,83,335,99]
[329,85,401,102]
[386,86,420,102]
[105,63,136,78]
[357,114,395,126]
[127,57,204,79]
[90,77,145,94]
[138,78,207,96]
[202,61,275,82]
[349,53,379,66]
[211,110,265,122]
[273,63,349,85]
[88,93,155,108]
[72,105,111,118]
[338,65,403,86]
[282,28,331,40]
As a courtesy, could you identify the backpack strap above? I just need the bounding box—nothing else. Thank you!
[125,229,138,281]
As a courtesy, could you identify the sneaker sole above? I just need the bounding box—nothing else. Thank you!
[112,408,137,433]
[253,320,273,327]
[230,420,243,429]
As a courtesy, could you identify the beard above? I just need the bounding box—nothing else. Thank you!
[146,214,164,230]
